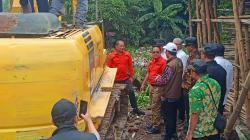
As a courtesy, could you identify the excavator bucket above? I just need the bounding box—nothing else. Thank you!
[0,13,61,36]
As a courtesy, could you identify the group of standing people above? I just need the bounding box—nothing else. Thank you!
[107,37,233,140]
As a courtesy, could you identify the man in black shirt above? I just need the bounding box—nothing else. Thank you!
[50,99,100,140]
[200,43,227,114]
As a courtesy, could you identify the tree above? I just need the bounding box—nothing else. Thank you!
[138,0,187,41]
[88,0,188,46]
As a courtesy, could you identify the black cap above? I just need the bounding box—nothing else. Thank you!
[188,59,207,74]
[152,39,166,47]
[202,43,218,56]
[51,99,77,125]
[184,37,197,47]
[215,44,225,56]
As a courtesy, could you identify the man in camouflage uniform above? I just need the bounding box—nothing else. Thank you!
[183,37,200,90]
[185,59,221,140]
[182,37,200,124]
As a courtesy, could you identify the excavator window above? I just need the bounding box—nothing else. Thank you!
[0,13,61,37]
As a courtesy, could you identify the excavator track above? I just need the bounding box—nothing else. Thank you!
[99,85,128,140]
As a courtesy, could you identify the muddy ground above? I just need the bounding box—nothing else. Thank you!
[122,107,185,140]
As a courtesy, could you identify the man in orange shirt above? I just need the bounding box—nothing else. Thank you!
[140,45,167,134]
[107,40,144,115]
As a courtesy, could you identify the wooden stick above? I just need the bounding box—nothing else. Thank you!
[245,91,250,128]
[224,71,250,139]
[234,45,240,102]
[218,15,250,19]
[196,0,203,47]
[212,0,220,43]
[191,18,250,24]
[201,0,208,43]
[204,0,212,42]
[239,0,246,15]
[232,0,248,78]
[243,25,250,67]
[188,0,193,37]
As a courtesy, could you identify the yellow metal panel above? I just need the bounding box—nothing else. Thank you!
[100,67,117,90]
[0,26,109,139]
[0,38,90,139]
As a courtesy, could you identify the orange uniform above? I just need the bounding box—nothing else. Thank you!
[107,50,134,81]
[147,56,167,85]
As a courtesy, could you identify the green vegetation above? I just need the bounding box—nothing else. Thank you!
[87,0,188,46]
[127,46,151,108]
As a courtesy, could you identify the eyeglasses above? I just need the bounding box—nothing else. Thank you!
[152,51,160,54]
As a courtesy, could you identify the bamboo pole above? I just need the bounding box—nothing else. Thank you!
[204,0,212,42]
[243,25,250,67]
[218,15,250,19]
[245,91,250,128]
[212,0,220,43]
[234,46,240,103]
[239,0,246,15]
[201,0,208,44]
[188,0,193,37]
[224,71,250,139]
[196,0,203,48]
[232,0,248,79]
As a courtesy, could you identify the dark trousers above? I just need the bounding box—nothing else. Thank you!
[177,90,189,122]
[193,134,220,140]
[184,91,190,122]
[161,99,178,140]
[36,0,49,12]
[20,0,49,12]
[178,90,185,121]
[218,104,225,115]
[115,80,138,109]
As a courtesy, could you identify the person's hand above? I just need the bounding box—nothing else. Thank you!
[185,132,193,140]
[140,84,145,92]
[80,112,92,123]
[129,77,134,83]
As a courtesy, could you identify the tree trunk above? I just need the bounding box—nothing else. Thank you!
[224,71,250,139]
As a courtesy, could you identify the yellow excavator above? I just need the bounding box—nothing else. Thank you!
[0,1,127,140]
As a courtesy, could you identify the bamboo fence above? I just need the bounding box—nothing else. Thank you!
[189,0,250,139]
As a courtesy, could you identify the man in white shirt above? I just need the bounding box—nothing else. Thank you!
[173,38,188,71]
[214,44,233,106]
[173,38,188,124]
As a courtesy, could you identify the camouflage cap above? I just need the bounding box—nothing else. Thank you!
[152,39,166,47]
[184,37,197,47]
[188,59,207,74]
[200,43,218,56]
[215,43,225,56]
